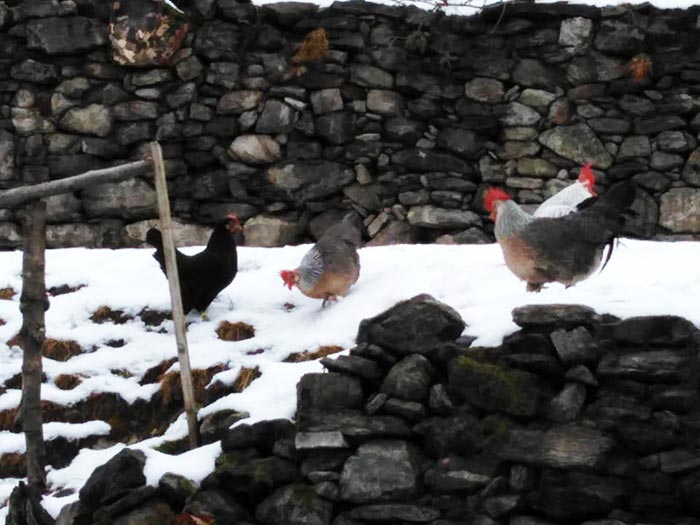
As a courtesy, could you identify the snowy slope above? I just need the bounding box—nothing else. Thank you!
[0,239,698,518]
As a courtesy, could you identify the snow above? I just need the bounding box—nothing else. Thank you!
[0,239,699,519]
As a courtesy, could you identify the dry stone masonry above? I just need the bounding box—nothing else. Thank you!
[2,0,700,247]
[38,295,700,524]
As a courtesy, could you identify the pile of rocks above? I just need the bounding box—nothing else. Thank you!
[43,295,700,524]
[1,0,700,247]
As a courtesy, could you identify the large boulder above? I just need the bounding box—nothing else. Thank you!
[26,16,107,54]
[357,294,465,354]
[79,449,146,513]
[265,160,355,203]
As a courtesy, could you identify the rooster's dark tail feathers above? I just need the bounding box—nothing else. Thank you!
[145,228,163,249]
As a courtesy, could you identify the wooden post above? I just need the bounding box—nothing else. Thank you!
[149,142,199,449]
[17,200,47,490]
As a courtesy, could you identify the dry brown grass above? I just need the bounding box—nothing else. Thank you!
[627,53,653,82]
[6,334,21,349]
[284,345,344,363]
[292,28,328,65]
[233,366,261,392]
[159,368,214,407]
[54,374,82,390]
[139,308,171,327]
[0,319,4,327]
[216,321,255,342]
[90,306,132,324]
[0,287,15,300]
[0,453,24,476]
[42,339,83,362]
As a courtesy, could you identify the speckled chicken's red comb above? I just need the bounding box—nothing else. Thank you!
[280,270,296,290]
[578,162,596,193]
[484,187,511,212]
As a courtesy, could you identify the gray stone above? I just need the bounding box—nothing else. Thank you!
[0,223,21,248]
[513,304,598,328]
[130,69,172,86]
[125,219,212,247]
[228,134,281,164]
[513,59,561,89]
[634,115,686,135]
[500,102,541,127]
[256,484,333,525]
[266,160,355,202]
[12,108,54,136]
[321,355,383,382]
[612,315,697,346]
[357,294,465,354]
[51,92,79,116]
[649,153,683,173]
[381,354,434,403]
[295,431,349,450]
[82,178,156,219]
[598,350,687,382]
[565,365,598,387]
[437,127,484,160]
[311,89,343,114]
[176,56,203,82]
[111,499,174,525]
[243,215,298,246]
[393,149,468,172]
[0,130,15,181]
[550,327,598,364]
[218,90,263,114]
[367,90,404,116]
[594,20,644,55]
[11,59,57,84]
[658,130,693,153]
[44,193,81,223]
[547,382,587,422]
[79,449,146,511]
[256,100,296,134]
[26,16,106,54]
[351,64,393,88]
[316,112,356,144]
[539,123,613,168]
[559,17,592,47]
[506,177,544,190]
[464,78,504,104]
[349,504,440,522]
[296,373,363,419]
[113,101,159,121]
[660,188,700,232]
[339,440,421,503]
[588,118,630,135]
[166,82,197,109]
[207,62,240,89]
[518,89,558,109]
[183,489,251,523]
[517,158,557,178]
[497,425,614,469]
[344,184,382,212]
[448,357,547,417]
[682,148,700,186]
[365,220,412,246]
[407,206,480,229]
[60,104,112,137]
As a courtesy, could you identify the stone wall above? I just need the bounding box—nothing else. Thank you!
[2,0,700,248]
[44,296,700,524]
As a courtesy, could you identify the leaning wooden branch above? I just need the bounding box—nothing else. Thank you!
[0,160,151,209]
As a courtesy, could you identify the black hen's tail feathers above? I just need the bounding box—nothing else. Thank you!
[576,181,636,213]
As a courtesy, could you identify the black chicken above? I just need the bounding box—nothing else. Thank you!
[146,213,242,316]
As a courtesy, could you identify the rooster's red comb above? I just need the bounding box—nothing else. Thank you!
[484,187,511,212]
[578,163,596,193]
[280,270,296,290]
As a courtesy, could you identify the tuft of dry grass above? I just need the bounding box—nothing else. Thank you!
[627,53,653,82]
[139,308,171,327]
[233,366,261,392]
[0,287,15,301]
[159,368,214,407]
[292,28,328,65]
[90,306,132,325]
[42,339,83,362]
[0,318,4,327]
[54,374,82,390]
[0,453,25,476]
[216,321,255,342]
[284,345,344,363]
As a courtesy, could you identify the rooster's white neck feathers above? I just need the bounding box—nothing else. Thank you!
[494,200,533,240]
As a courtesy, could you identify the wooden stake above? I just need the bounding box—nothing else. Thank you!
[149,142,199,449]
[0,160,150,209]
[17,200,47,490]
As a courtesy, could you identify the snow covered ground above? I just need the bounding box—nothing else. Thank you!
[0,239,698,518]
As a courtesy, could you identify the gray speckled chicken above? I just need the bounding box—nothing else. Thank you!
[485,181,636,292]
[280,217,361,307]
